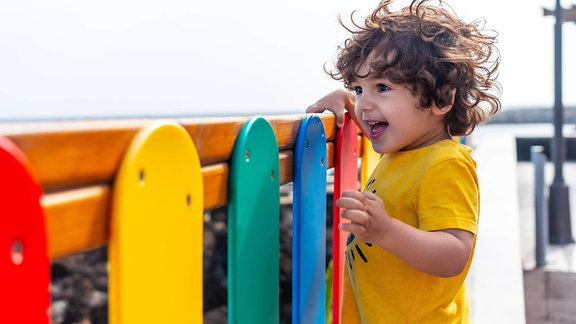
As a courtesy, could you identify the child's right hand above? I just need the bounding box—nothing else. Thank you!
[336,190,392,245]
[306,89,355,128]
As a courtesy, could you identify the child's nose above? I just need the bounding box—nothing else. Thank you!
[356,94,375,112]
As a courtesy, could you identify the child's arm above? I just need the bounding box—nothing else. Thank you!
[306,89,358,128]
[337,190,474,278]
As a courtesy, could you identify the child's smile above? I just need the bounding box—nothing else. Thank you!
[367,120,389,139]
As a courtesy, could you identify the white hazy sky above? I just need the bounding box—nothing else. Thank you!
[1,0,575,120]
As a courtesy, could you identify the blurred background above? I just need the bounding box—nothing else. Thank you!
[0,0,575,120]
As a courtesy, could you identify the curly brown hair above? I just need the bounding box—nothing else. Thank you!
[329,0,501,136]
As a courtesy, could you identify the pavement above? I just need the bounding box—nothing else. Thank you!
[517,153,576,323]
[470,123,576,324]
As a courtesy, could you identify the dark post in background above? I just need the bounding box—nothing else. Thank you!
[543,1,576,244]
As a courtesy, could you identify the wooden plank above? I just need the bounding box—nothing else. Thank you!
[7,126,139,191]
[227,116,280,324]
[0,136,50,323]
[108,121,203,323]
[280,151,293,186]
[292,115,327,323]
[331,113,359,324]
[326,142,335,171]
[44,185,111,258]
[1,114,336,191]
[201,164,228,211]
[360,135,380,188]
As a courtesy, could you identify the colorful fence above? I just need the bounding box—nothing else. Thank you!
[0,113,380,323]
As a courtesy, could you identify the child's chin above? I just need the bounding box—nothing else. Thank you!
[370,143,388,154]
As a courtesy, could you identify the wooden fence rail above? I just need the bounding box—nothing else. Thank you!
[1,114,348,258]
[0,113,371,323]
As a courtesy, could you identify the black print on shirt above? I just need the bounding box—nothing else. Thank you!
[365,178,377,193]
[345,233,372,270]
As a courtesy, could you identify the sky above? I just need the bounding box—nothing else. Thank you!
[0,0,575,120]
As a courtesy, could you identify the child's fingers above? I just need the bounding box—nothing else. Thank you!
[334,111,345,128]
[305,104,325,114]
[340,210,371,239]
[336,195,364,210]
[305,107,345,128]
[337,190,370,231]
[362,191,379,200]
[338,221,365,234]
[341,190,365,200]
[339,209,366,224]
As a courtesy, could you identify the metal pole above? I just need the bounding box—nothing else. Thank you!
[532,146,548,267]
[548,0,574,244]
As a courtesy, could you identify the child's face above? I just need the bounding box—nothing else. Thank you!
[350,61,450,154]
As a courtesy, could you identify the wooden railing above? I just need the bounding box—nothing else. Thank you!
[0,113,370,323]
[1,114,346,258]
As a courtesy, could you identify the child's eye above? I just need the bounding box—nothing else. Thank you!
[377,84,390,92]
[353,86,363,95]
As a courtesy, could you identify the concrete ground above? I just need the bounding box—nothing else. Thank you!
[518,161,576,323]
[468,124,526,323]
[523,269,576,324]
[473,123,576,324]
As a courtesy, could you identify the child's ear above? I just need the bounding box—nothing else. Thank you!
[432,88,456,116]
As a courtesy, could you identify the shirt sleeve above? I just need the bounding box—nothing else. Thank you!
[417,157,479,234]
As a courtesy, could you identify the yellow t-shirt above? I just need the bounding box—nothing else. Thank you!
[341,139,479,323]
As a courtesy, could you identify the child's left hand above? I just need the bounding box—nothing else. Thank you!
[337,190,475,277]
[336,190,391,244]
[306,89,355,128]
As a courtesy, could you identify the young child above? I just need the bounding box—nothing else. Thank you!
[306,0,501,322]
